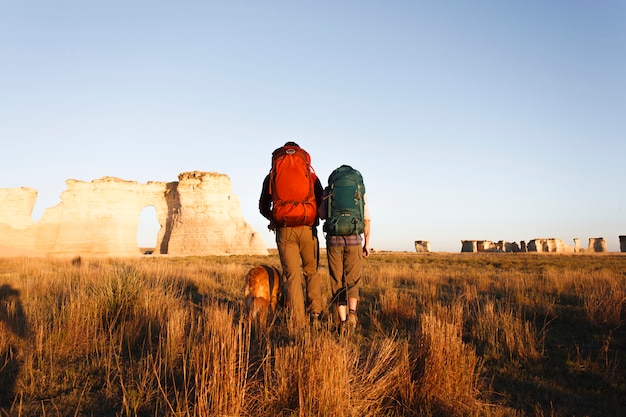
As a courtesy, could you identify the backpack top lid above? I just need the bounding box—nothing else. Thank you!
[272,141,300,157]
[328,164,354,181]
[328,165,364,193]
[272,143,311,165]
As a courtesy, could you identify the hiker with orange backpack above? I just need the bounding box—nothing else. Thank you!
[259,142,324,331]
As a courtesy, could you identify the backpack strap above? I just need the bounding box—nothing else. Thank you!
[357,184,364,235]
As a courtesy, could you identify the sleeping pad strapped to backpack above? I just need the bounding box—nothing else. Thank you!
[323,165,365,236]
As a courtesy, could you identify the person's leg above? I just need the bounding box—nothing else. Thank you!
[348,297,358,313]
[300,227,322,317]
[327,244,347,321]
[276,227,306,328]
[343,245,362,324]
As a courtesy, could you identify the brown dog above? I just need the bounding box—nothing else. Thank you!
[244,265,281,327]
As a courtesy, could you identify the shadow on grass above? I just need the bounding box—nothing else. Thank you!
[0,284,29,408]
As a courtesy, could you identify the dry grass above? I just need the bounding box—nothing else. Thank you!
[1,253,625,416]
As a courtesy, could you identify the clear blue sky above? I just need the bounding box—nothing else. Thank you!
[1,1,624,252]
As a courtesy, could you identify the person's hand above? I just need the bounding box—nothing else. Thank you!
[362,246,370,258]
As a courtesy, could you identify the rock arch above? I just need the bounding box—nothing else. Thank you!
[0,171,268,257]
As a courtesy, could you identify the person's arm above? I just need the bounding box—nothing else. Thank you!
[259,174,274,224]
[362,193,370,257]
[317,186,329,220]
[314,177,323,208]
[313,176,324,226]
[362,219,371,257]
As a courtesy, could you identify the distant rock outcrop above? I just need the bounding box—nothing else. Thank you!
[461,238,585,253]
[460,240,500,253]
[414,240,431,253]
[586,238,607,253]
[526,238,579,253]
[0,172,268,257]
[620,236,626,253]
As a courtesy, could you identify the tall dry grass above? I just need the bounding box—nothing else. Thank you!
[1,253,625,416]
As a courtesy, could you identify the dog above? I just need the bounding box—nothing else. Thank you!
[244,265,282,328]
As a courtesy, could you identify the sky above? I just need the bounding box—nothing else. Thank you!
[1,1,624,253]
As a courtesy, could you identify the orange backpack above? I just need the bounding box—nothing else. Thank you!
[270,145,318,227]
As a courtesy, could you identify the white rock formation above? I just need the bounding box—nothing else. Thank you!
[586,237,607,253]
[460,240,500,252]
[0,172,268,257]
[162,171,267,256]
[527,238,577,253]
[461,240,478,253]
[0,187,37,229]
[414,240,431,253]
[497,241,521,252]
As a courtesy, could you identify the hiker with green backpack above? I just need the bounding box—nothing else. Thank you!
[318,165,371,331]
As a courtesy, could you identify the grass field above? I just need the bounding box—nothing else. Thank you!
[1,252,625,416]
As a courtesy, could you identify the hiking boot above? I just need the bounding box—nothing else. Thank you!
[310,313,321,331]
[347,312,357,330]
[338,320,347,336]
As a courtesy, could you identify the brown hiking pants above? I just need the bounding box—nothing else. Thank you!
[276,226,322,328]
[327,243,362,305]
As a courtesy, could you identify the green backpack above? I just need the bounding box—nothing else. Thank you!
[323,165,365,236]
